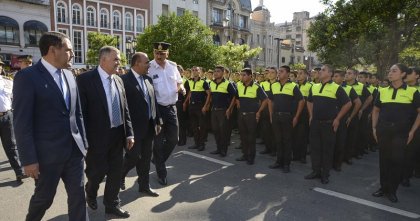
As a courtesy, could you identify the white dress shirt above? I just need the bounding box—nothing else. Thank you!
[98,66,122,128]
[0,76,12,112]
[40,58,69,108]
[147,60,182,106]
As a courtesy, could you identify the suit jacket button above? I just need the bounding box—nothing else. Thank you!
[62,111,66,115]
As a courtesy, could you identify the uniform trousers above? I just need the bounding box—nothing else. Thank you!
[272,112,293,166]
[211,109,229,154]
[238,112,257,162]
[310,120,336,178]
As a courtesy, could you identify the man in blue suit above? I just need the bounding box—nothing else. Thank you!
[13,31,89,221]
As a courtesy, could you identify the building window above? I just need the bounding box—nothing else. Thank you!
[177,7,185,16]
[212,8,223,24]
[72,4,81,25]
[239,15,247,29]
[0,16,19,45]
[282,57,285,63]
[296,34,302,39]
[114,34,121,50]
[100,9,109,28]
[125,12,133,31]
[193,11,199,17]
[24,20,48,46]
[213,35,220,46]
[87,7,96,26]
[136,15,144,32]
[162,4,169,16]
[296,26,301,31]
[193,0,199,4]
[56,1,67,23]
[113,11,121,30]
[73,30,83,64]
[286,34,291,39]
[58,28,68,36]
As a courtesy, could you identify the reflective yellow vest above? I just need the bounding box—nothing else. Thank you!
[271,81,298,96]
[298,81,312,97]
[311,82,340,99]
[188,79,206,92]
[379,86,417,104]
[237,81,259,98]
[210,80,230,94]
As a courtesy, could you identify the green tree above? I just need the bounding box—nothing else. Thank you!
[136,11,218,69]
[216,41,262,72]
[290,63,306,70]
[86,32,127,66]
[308,0,419,77]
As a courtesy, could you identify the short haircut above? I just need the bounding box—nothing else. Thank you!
[99,46,120,60]
[347,68,358,75]
[313,67,321,71]
[359,71,369,78]
[334,70,345,77]
[39,31,69,56]
[267,67,277,72]
[323,64,334,74]
[214,65,225,72]
[280,65,291,73]
[131,52,146,67]
[241,68,252,76]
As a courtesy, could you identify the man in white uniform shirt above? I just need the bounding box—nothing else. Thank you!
[148,42,185,185]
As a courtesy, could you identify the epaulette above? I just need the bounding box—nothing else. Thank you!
[167,60,177,66]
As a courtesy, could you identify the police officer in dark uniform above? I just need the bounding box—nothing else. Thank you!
[259,67,277,155]
[184,66,211,151]
[235,68,268,165]
[209,65,236,157]
[268,65,304,173]
[372,64,420,203]
[332,70,361,171]
[305,64,351,184]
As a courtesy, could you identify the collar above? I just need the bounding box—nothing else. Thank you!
[390,82,407,90]
[40,58,59,75]
[213,78,226,84]
[242,80,254,87]
[321,80,333,86]
[299,80,308,85]
[131,68,143,78]
[341,82,347,87]
[151,59,167,69]
[98,65,113,81]
[348,80,359,86]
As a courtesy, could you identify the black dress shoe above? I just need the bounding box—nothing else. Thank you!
[210,150,221,154]
[387,193,398,203]
[105,206,130,218]
[344,159,353,165]
[235,145,242,149]
[260,150,271,154]
[86,197,98,210]
[321,177,329,184]
[401,178,410,187]
[139,188,159,197]
[177,141,186,146]
[372,189,385,197]
[188,145,198,149]
[269,162,283,169]
[236,156,247,161]
[304,171,320,180]
[220,151,227,157]
[158,177,167,186]
[282,165,290,173]
[197,145,205,151]
[246,160,254,165]
[120,178,126,190]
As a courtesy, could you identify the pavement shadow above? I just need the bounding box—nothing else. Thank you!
[0,179,23,188]
[0,160,10,165]
[0,165,12,172]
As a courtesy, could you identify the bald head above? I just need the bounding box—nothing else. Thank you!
[131,52,150,75]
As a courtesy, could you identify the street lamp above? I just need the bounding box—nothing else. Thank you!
[274,37,283,68]
[290,38,296,65]
[125,39,136,62]
[225,2,234,43]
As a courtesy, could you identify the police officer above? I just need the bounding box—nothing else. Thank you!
[305,64,351,184]
[236,68,268,165]
[184,66,211,151]
[293,69,313,163]
[176,65,188,146]
[209,65,236,157]
[268,65,304,173]
[17,55,33,70]
[332,70,361,171]
[148,42,185,186]
[372,64,420,203]
[259,67,276,155]
[0,58,26,183]
[311,67,321,84]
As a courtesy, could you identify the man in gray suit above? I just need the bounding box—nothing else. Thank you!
[120,52,162,197]
[13,31,89,221]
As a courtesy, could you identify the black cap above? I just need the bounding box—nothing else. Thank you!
[153,42,171,52]
[17,55,33,61]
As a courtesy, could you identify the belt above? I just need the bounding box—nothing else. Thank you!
[0,110,10,117]
[240,112,255,115]
[275,112,291,116]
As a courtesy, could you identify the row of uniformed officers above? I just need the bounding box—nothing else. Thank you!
[177,63,420,203]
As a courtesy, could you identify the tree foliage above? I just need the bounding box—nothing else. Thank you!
[136,12,218,69]
[216,41,262,72]
[308,0,419,77]
[86,32,127,66]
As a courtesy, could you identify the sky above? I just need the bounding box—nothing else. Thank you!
[250,0,328,24]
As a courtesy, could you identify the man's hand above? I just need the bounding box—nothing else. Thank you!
[201,106,209,114]
[127,138,135,150]
[179,87,186,96]
[292,117,298,128]
[256,112,261,123]
[407,130,415,145]
[373,128,378,143]
[156,125,162,135]
[225,109,232,120]
[346,117,352,127]
[183,102,188,112]
[24,163,39,180]
[332,118,340,132]
[358,111,363,119]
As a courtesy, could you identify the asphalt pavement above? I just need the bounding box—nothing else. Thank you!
[0,132,419,221]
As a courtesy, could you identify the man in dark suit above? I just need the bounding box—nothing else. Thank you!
[120,52,161,197]
[77,46,134,218]
[13,32,89,221]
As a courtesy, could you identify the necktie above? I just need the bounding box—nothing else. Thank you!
[139,76,151,119]
[108,76,121,127]
[55,69,70,109]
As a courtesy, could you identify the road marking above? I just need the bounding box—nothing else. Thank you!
[177,150,234,167]
[313,187,420,219]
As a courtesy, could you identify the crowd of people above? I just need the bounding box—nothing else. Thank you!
[0,31,419,221]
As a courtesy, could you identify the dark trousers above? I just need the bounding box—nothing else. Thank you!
[377,121,409,194]
[85,126,124,208]
[189,103,207,146]
[27,146,86,221]
[344,118,358,160]
[176,101,187,145]
[310,120,336,177]
[154,105,178,179]
[211,109,229,154]
[238,112,257,162]
[260,109,275,153]
[122,120,154,189]
[333,119,347,168]
[358,112,369,154]
[0,111,23,177]
[403,129,420,180]
[292,112,309,160]
[272,112,293,166]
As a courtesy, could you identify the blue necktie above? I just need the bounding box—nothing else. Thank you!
[55,69,70,109]
[108,76,121,127]
[139,76,151,119]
